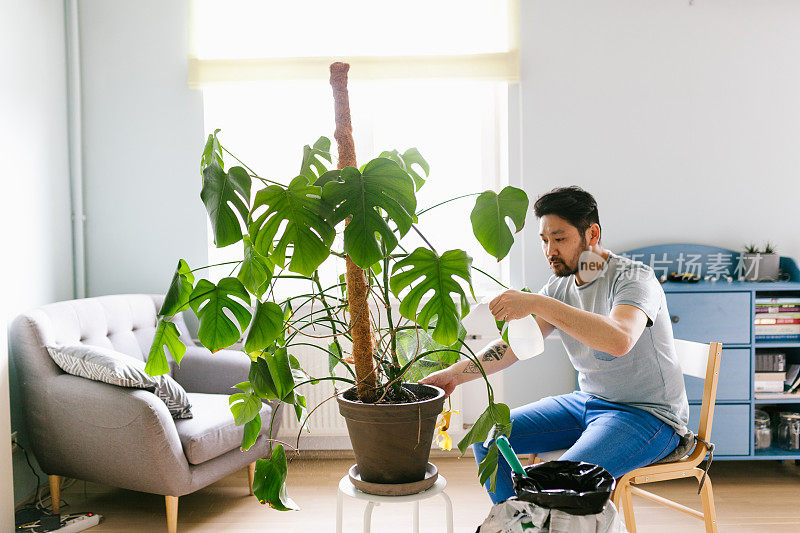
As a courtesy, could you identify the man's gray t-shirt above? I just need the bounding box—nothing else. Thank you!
[538,251,689,435]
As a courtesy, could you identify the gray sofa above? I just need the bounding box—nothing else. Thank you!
[9,294,281,532]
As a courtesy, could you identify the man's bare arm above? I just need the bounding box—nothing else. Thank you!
[533,297,647,357]
[419,319,554,396]
[449,340,519,385]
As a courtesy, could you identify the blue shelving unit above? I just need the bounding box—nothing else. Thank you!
[623,244,800,461]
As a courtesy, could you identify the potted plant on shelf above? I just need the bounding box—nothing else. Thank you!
[741,243,780,282]
[145,62,529,510]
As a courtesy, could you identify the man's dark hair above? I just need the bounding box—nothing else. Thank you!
[533,186,601,240]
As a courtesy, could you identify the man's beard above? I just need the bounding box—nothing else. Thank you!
[550,238,588,277]
[551,259,578,277]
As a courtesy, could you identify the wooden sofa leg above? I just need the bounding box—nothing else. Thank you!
[165,495,178,533]
[248,462,256,495]
[49,475,61,513]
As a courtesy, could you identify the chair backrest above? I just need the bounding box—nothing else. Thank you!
[674,339,723,442]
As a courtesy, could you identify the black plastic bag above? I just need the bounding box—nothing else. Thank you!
[512,461,616,516]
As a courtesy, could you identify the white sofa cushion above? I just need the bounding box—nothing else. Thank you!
[175,393,272,464]
[46,344,193,419]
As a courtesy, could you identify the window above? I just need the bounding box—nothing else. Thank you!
[192,1,519,296]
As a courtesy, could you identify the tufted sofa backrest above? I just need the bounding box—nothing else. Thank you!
[9,294,196,382]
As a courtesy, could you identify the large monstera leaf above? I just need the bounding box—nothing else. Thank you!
[470,186,529,261]
[253,445,299,511]
[159,259,194,316]
[395,324,465,382]
[201,128,224,173]
[189,277,252,353]
[145,318,186,376]
[298,136,332,182]
[457,402,511,455]
[378,148,430,190]
[201,165,251,248]
[244,301,284,354]
[390,248,473,345]
[238,236,273,298]
[250,177,335,277]
[458,401,512,492]
[322,158,417,269]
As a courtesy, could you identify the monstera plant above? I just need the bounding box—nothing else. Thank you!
[146,63,529,510]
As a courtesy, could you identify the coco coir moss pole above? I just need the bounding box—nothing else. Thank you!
[329,62,378,403]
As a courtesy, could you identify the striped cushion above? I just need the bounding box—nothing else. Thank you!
[46,344,192,419]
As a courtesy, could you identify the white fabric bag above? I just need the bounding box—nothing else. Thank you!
[477,499,628,533]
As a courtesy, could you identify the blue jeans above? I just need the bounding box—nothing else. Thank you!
[472,392,680,503]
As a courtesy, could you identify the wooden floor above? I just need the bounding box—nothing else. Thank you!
[57,457,800,532]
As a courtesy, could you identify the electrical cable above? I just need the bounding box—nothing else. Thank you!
[16,441,41,508]
[16,440,72,513]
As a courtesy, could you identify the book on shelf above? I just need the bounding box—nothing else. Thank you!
[755,380,785,393]
[755,392,800,400]
[756,297,800,305]
[756,352,786,372]
[754,324,800,335]
[756,306,800,314]
[755,299,800,314]
[787,365,800,394]
[786,365,800,387]
[755,372,787,381]
[755,334,800,341]
[756,312,800,319]
[755,316,800,325]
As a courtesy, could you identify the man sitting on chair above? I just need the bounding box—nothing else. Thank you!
[421,186,688,503]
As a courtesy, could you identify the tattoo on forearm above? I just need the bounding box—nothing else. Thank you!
[463,341,509,374]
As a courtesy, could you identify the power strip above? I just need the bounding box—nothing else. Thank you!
[17,512,102,533]
[52,513,102,533]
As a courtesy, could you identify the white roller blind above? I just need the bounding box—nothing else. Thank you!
[188,0,519,85]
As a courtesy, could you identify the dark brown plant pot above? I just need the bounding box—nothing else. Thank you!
[337,383,446,485]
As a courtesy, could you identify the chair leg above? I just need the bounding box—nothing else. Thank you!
[49,475,61,513]
[611,472,632,511]
[619,482,637,533]
[248,462,255,495]
[699,476,718,533]
[165,495,178,533]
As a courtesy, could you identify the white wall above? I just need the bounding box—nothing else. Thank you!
[520,0,800,269]
[79,0,207,297]
[71,1,800,412]
[505,0,800,407]
[1,0,74,513]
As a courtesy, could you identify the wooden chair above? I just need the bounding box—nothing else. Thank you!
[611,340,723,533]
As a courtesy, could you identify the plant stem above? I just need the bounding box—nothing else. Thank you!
[290,375,355,390]
[471,266,509,289]
[286,342,356,379]
[382,243,403,399]
[383,246,398,368]
[221,146,284,187]
[455,339,494,402]
[411,224,437,255]
[290,275,349,341]
[189,260,242,273]
[416,192,480,216]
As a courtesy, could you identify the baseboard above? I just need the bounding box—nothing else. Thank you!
[279,432,471,454]
[292,448,476,460]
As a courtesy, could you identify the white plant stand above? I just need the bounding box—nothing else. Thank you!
[335,474,454,533]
